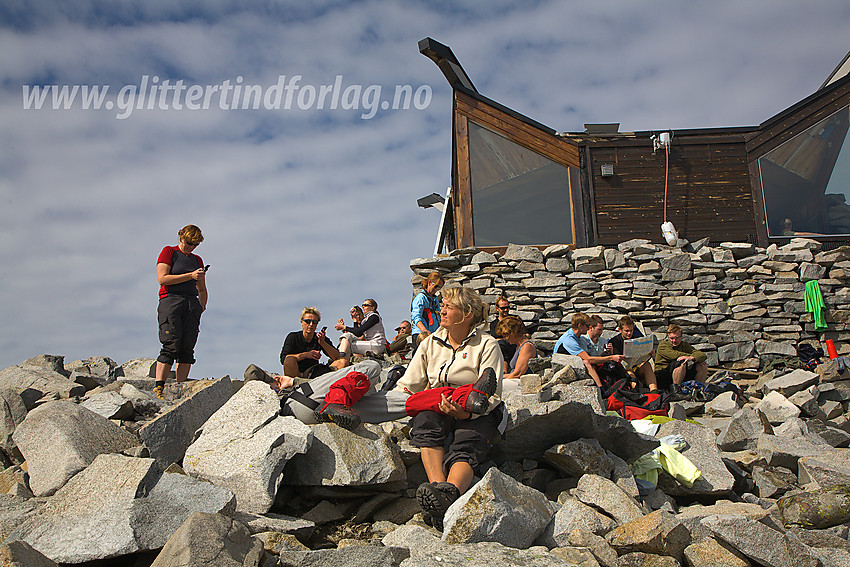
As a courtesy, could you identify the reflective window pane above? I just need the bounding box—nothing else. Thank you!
[469,122,574,247]
[759,106,850,236]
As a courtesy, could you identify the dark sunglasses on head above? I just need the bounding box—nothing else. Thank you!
[302,319,319,325]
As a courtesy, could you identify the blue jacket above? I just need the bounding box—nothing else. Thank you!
[411,291,441,335]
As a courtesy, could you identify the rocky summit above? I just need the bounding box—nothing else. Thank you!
[0,238,849,566]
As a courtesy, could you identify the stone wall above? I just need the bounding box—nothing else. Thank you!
[409,238,850,370]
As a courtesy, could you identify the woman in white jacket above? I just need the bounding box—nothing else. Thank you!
[396,286,504,530]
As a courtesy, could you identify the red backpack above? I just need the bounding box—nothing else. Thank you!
[606,384,671,420]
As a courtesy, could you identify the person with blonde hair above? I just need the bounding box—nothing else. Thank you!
[396,285,504,530]
[154,224,207,399]
[654,324,708,390]
[553,312,625,388]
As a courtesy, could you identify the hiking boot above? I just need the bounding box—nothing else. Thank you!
[464,367,498,415]
[154,383,165,400]
[416,482,460,531]
[315,403,361,431]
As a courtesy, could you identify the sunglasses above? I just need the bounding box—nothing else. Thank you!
[497,305,510,310]
[302,319,319,325]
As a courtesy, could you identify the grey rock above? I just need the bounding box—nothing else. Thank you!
[184,381,312,513]
[442,467,556,548]
[797,449,850,487]
[503,243,545,263]
[492,399,658,464]
[719,242,756,259]
[704,391,743,417]
[65,356,120,386]
[566,529,619,567]
[543,438,614,478]
[12,400,139,496]
[0,388,26,464]
[754,391,801,424]
[138,376,233,468]
[757,434,833,473]
[683,537,751,567]
[149,512,262,567]
[410,256,460,270]
[471,251,497,265]
[0,361,85,409]
[80,390,134,420]
[753,466,797,498]
[606,509,691,563]
[701,513,821,567]
[655,420,735,496]
[538,495,617,547]
[0,494,39,545]
[285,423,405,487]
[7,454,234,564]
[763,369,820,398]
[716,407,763,451]
[120,358,157,378]
[799,262,827,281]
[718,341,755,362]
[278,545,409,567]
[756,340,798,356]
[231,511,315,540]
[778,486,850,530]
[0,540,59,567]
[573,474,645,525]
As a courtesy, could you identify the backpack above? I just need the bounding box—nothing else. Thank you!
[606,381,671,420]
[796,343,824,371]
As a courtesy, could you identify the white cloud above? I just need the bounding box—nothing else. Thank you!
[1,0,847,377]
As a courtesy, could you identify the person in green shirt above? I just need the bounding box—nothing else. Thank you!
[654,324,708,391]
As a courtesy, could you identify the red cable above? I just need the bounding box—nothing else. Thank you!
[663,145,669,224]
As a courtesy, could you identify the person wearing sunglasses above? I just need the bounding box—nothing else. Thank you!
[280,307,344,380]
[488,294,516,362]
[334,299,387,363]
[154,224,207,400]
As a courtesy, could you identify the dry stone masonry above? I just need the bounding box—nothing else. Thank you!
[410,238,850,368]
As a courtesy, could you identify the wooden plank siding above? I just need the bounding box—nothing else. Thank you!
[587,136,757,245]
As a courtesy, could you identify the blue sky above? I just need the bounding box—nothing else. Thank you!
[1,0,848,379]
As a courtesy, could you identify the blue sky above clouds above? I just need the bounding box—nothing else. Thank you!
[1,0,848,378]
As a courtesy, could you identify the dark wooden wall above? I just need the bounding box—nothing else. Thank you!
[585,134,758,246]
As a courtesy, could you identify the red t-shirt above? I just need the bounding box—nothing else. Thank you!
[157,246,203,299]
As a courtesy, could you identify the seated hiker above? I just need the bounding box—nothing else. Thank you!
[245,307,345,389]
[395,285,504,531]
[553,313,625,388]
[607,315,659,391]
[654,324,708,391]
[488,294,517,363]
[282,307,346,379]
[387,320,414,359]
[334,298,387,362]
[281,288,502,439]
[496,315,537,383]
[583,315,609,356]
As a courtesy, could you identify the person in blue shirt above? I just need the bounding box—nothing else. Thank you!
[554,313,624,388]
[411,271,444,346]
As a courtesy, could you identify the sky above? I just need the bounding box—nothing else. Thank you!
[1,0,848,379]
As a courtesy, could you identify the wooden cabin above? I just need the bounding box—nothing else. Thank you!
[419,38,850,252]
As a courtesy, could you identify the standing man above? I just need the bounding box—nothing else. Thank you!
[654,324,708,391]
[155,224,207,399]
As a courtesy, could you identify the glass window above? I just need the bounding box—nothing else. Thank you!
[468,122,574,247]
[759,105,850,237]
